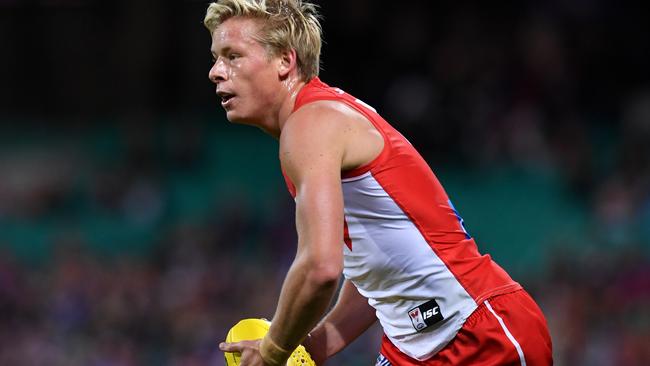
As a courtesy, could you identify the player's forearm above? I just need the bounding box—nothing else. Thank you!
[266,252,340,357]
[305,280,377,359]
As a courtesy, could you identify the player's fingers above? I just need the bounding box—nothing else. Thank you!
[219,341,245,353]
[220,339,260,353]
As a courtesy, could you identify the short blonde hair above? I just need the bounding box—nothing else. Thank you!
[204,0,322,81]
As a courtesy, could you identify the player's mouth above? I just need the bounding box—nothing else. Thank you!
[217,91,236,108]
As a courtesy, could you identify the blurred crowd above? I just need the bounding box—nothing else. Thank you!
[0,220,285,365]
[536,248,650,366]
[1,0,649,365]
[0,213,648,365]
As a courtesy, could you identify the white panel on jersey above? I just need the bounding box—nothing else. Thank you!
[342,172,477,361]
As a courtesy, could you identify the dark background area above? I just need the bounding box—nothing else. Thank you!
[1,0,649,365]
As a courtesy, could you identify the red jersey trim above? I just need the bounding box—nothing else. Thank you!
[292,78,391,179]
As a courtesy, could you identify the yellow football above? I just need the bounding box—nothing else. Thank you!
[224,318,316,366]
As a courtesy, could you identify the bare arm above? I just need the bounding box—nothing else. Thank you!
[303,279,377,364]
[221,104,348,366]
[265,104,348,350]
[219,102,380,365]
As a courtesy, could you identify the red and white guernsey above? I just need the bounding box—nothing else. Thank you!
[283,78,522,361]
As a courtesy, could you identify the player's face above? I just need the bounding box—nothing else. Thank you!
[208,17,282,125]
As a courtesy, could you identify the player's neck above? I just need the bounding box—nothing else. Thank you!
[265,76,306,139]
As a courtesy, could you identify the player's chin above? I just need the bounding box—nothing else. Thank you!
[224,110,243,123]
[225,111,258,126]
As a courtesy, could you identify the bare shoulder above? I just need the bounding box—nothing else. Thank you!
[279,101,356,183]
[280,101,351,156]
[281,100,355,143]
[281,100,384,175]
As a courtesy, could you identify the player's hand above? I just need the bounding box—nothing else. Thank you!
[219,339,272,366]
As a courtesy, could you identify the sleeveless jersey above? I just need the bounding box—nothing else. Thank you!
[282,78,521,361]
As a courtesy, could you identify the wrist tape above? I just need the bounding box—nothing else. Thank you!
[259,335,292,365]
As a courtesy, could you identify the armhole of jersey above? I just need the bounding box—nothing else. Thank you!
[294,95,392,179]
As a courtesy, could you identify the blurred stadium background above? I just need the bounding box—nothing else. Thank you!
[1,0,649,365]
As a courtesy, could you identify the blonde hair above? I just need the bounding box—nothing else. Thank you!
[204,0,322,81]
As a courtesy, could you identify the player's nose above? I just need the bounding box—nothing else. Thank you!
[208,58,227,84]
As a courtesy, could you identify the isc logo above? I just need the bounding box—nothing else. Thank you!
[422,307,440,320]
[408,299,444,332]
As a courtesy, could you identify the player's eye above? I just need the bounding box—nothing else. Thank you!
[228,53,240,61]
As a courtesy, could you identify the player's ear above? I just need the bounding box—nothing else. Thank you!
[277,48,297,79]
